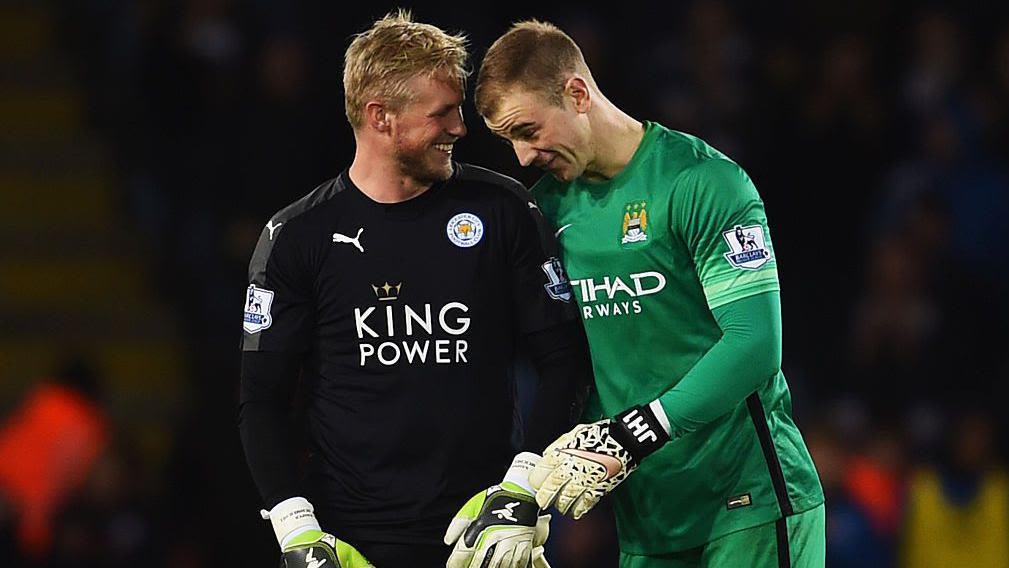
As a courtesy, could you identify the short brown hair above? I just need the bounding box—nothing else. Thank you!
[343,10,469,129]
[475,20,593,119]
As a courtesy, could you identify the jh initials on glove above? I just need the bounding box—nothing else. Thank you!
[530,403,670,519]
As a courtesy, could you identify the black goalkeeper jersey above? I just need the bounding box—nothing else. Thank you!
[240,163,577,544]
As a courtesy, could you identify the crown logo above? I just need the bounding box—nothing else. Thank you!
[372,282,402,301]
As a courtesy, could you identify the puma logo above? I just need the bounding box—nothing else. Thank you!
[333,228,365,253]
[266,220,282,240]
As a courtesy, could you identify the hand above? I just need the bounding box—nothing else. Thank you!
[262,497,373,568]
[279,530,374,568]
[529,404,670,519]
[444,453,552,568]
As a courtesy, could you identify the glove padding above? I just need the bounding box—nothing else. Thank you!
[530,405,670,519]
[280,530,373,568]
[444,482,551,568]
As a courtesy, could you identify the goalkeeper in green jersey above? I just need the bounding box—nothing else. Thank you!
[474,21,825,568]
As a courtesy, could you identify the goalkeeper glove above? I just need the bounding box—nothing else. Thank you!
[444,452,552,568]
[261,496,373,568]
[530,402,671,519]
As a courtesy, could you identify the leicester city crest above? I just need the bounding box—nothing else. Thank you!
[621,201,649,245]
[243,284,275,333]
[446,212,484,248]
[541,257,572,302]
[722,224,772,269]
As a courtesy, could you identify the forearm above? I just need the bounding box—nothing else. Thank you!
[239,351,303,508]
[657,291,782,438]
[522,320,594,452]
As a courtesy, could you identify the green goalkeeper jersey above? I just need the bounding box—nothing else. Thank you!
[531,122,823,553]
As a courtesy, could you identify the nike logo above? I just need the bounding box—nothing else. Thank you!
[332,228,365,253]
[559,448,624,479]
[266,220,282,240]
[554,223,573,238]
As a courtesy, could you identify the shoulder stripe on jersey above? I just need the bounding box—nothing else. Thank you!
[456,162,526,193]
[248,176,346,286]
[244,177,345,351]
[455,162,562,258]
[746,393,795,517]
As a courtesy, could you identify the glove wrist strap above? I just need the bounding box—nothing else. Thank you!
[611,404,671,464]
[503,452,541,495]
[261,496,321,549]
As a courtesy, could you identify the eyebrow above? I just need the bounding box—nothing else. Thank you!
[427,103,459,117]
[507,122,537,138]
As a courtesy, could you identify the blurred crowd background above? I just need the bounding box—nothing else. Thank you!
[1,0,1008,566]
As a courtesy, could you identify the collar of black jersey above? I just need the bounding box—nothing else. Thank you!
[337,162,460,220]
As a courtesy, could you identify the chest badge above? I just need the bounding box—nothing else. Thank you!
[446,212,484,248]
[621,201,649,245]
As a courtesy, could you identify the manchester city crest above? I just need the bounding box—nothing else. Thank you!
[621,201,649,245]
[722,224,773,269]
[446,212,484,248]
[243,284,275,333]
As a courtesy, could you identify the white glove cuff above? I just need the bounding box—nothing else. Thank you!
[260,496,321,549]
[648,399,672,436]
[504,452,541,494]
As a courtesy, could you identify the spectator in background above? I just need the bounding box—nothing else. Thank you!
[807,420,895,568]
[0,361,109,561]
[45,444,157,567]
[648,0,752,159]
[901,409,1009,567]
[849,233,943,410]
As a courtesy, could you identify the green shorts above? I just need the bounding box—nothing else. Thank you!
[619,504,825,568]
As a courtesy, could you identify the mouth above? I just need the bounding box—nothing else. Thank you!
[434,143,454,155]
[539,155,559,172]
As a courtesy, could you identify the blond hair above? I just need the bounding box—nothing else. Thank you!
[475,20,593,119]
[343,10,469,129]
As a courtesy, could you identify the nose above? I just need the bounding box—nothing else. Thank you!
[447,107,466,138]
[514,141,536,167]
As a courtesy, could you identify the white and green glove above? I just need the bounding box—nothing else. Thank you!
[444,452,552,568]
[530,402,671,520]
[262,496,374,568]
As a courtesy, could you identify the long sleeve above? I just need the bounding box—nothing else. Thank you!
[657,291,782,438]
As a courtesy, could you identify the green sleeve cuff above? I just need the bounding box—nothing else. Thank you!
[703,270,779,310]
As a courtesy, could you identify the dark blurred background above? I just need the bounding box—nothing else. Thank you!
[1,0,1007,566]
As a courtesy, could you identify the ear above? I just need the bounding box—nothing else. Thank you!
[563,76,592,114]
[364,101,391,133]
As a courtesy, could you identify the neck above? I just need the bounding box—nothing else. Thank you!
[348,143,431,203]
[583,99,644,182]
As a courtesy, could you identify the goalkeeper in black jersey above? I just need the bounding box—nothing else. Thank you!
[238,12,592,568]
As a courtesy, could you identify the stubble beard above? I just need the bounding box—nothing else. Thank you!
[393,135,453,186]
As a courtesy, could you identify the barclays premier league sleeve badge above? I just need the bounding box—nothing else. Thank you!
[541,257,572,302]
[722,224,772,269]
[243,284,275,333]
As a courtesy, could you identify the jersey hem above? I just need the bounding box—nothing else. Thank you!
[615,494,825,555]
